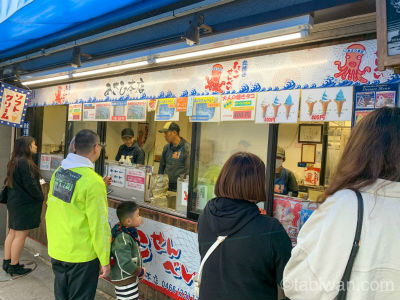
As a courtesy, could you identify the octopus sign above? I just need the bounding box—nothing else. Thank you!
[334,44,371,83]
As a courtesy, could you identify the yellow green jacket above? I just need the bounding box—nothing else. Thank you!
[46,154,111,266]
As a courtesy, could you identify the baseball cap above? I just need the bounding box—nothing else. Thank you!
[159,122,180,133]
[121,128,134,138]
[276,146,285,159]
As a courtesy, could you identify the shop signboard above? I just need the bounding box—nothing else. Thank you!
[155,98,179,121]
[126,100,147,121]
[255,90,300,123]
[300,87,353,122]
[108,165,126,187]
[108,210,200,300]
[40,154,51,171]
[0,82,30,127]
[188,96,220,122]
[68,104,82,121]
[220,93,256,121]
[125,168,146,191]
[353,83,399,125]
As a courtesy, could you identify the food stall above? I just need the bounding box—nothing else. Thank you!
[25,38,400,299]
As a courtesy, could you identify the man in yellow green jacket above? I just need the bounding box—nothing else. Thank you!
[46,129,111,300]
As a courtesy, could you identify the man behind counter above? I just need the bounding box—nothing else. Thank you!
[158,122,190,191]
[115,128,145,165]
[274,146,299,197]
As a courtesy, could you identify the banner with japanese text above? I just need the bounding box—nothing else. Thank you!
[220,93,256,121]
[0,82,30,127]
[108,210,199,300]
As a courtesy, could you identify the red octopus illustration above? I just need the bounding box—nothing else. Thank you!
[205,64,225,93]
[334,44,371,83]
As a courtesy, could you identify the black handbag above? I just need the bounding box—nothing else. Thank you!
[336,190,364,300]
[0,185,8,204]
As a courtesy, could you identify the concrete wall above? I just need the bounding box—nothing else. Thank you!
[0,125,12,245]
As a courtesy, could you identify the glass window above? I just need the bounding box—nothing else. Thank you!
[190,122,269,213]
[39,106,67,181]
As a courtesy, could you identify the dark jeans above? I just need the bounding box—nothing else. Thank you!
[51,258,100,300]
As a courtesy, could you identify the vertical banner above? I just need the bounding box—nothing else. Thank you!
[300,87,353,122]
[108,211,200,300]
[0,82,30,127]
[68,104,82,121]
[155,98,179,121]
[220,93,256,121]
[188,96,221,122]
[255,90,300,123]
[127,100,147,121]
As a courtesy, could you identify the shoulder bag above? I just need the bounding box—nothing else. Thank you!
[194,236,227,298]
[336,190,364,300]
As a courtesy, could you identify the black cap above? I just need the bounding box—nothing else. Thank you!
[121,128,134,138]
[158,122,180,134]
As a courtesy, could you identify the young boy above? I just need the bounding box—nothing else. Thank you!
[110,202,146,300]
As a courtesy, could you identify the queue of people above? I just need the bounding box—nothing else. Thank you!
[1,107,400,300]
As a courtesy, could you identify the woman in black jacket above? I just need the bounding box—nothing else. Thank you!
[2,136,44,276]
[197,152,292,300]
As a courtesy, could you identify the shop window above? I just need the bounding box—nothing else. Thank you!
[38,106,67,181]
[190,122,269,213]
[104,113,192,216]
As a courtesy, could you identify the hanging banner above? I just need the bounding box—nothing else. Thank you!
[188,96,220,122]
[353,83,399,125]
[68,104,82,121]
[300,87,353,122]
[32,40,400,108]
[108,211,199,300]
[111,102,127,121]
[95,102,112,121]
[255,90,300,123]
[176,97,189,112]
[126,100,147,121]
[155,98,179,121]
[220,93,256,121]
[0,82,30,127]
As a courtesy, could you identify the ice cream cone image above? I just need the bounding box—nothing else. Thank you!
[261,104,270,118]
[284,104,293,119]
[319,91,331,116]
[272,96,281,119]
[334,89,346,117]
[307,102,316,116]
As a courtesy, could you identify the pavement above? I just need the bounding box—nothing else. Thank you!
[0,245,114,300]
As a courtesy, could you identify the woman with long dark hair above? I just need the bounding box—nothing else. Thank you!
[2,136,44,276]
[283,107,400,299]
[197,152,292,300]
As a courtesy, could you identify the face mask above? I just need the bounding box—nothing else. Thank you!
[276,159,283,169]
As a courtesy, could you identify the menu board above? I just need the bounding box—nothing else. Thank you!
[155,98,179,121]
[83,103,96,120]
[126,100,147,121]
[109,165,126,187]
[95,102,112,121]
[353,83,399,125]
[125,168,146,191]
[111,102,127,121]
[300,87,353,122]
[188,96,221,122]
[68,104,82,121]
[221,93,256,121]
[40,154,51,170]
[176,97,188,112]
[255,90,300,123]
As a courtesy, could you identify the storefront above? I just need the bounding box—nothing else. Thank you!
[23,37,400,300]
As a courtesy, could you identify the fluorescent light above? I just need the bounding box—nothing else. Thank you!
[72,61,149,78]
[21,75,70,86]
[157,32,303,63]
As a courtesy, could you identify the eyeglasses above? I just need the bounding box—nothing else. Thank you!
[96,143,106,149]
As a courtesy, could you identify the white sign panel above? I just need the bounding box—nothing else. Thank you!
[255,90,300,123]
[108,165,126,187]
[300,87,353,122]
[125,168,146,191]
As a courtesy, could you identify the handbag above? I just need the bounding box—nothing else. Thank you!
[0,185,8,204]
[336,190,364,300]
[194,235,227,298]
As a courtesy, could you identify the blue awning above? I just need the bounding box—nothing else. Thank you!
[0,0,183,58]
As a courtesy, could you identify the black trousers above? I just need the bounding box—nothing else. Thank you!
[51,258,100,300]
